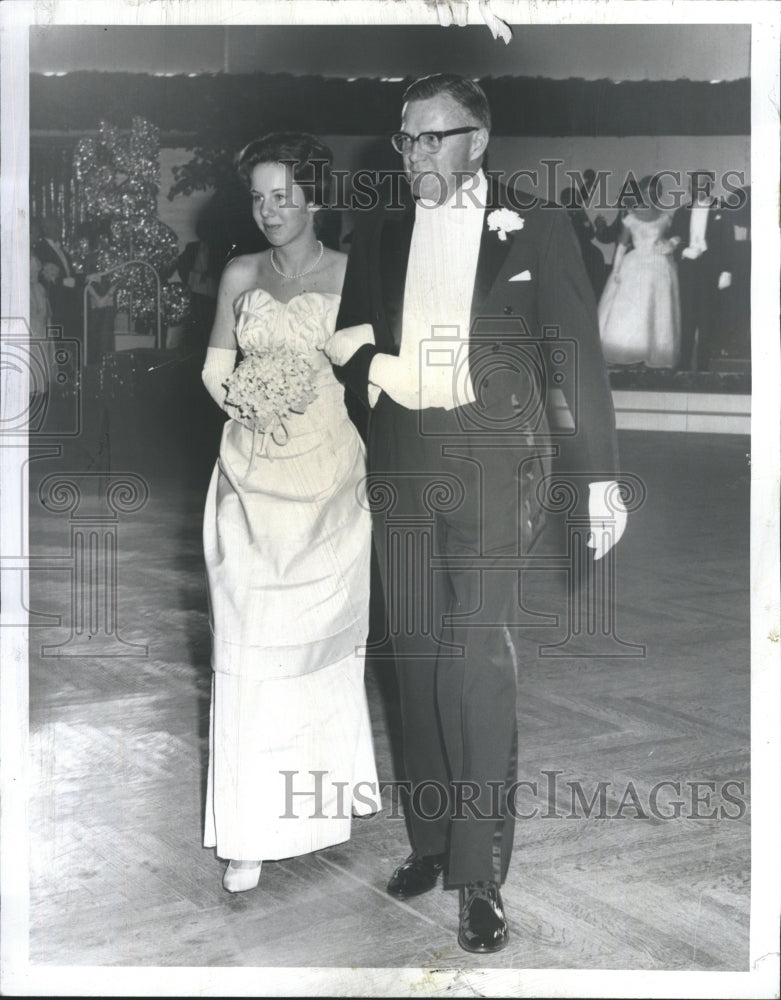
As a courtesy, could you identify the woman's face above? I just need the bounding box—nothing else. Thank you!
[638,180,653,207]
[249,161,317,248]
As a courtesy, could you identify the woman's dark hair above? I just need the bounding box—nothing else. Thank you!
[236,132,333,206]
[402,74,491,131]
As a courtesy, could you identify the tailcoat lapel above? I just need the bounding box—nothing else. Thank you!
[470,180,514,318]
[379,184,415,351]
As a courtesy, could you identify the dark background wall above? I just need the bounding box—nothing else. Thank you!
[29,23,750,81]
[29,25,751,267]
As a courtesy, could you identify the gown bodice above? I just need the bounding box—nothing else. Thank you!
[224,287,358,461]
[233,287,341,384]
[624,212,673,255]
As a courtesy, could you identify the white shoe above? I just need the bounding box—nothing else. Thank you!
[223,860,261,893]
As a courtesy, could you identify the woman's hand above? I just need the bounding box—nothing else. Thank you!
[323,324,375,366]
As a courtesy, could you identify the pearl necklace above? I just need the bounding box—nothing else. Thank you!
[270,240,323,279]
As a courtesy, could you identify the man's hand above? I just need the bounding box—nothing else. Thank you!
[323,324,375,366]
[369,354,421,409]
[718,271,732,291]
[587,480,627,560]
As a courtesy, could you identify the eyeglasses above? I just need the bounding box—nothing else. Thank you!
[390,127,479,155]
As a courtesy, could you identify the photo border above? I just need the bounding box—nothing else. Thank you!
[2,2,778,996]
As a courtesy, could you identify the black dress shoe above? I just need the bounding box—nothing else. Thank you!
[386,852,446,899]
[457,881,509,953]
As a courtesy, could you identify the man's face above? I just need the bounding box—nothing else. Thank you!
[689,172,715,205]
[400,94,486,203]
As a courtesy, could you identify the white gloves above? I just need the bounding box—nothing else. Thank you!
[324,325,476,411]
[325,330,628,558]
[371,354,427,409]
[587,480,627,560]
[679,244,732,290]
[324,324,427,409]
[202,346,236,411]
[323,324,375,366]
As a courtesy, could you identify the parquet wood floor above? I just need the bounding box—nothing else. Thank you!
[25,385,750,972]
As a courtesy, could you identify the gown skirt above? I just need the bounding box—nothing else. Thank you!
[202,289,378,861]
[598,212,681,368]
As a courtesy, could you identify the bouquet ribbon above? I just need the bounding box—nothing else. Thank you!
[243,417,290,479]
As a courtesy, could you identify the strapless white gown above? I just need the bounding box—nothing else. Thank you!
[203,289,377,861]
[598,212,681,368]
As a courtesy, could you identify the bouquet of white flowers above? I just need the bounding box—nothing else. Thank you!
[223,346,318,444]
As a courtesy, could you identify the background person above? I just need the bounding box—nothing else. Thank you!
[671,171,735,371]
[598,174,681,369]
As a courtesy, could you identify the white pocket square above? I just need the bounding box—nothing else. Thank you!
[509,270,532,282]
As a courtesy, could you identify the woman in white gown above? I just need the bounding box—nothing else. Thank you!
[201,133,378,892]
[598,175,682,368]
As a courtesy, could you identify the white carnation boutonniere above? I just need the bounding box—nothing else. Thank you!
[487,208,524,242]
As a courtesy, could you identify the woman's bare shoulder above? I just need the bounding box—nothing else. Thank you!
[220,251,268,291]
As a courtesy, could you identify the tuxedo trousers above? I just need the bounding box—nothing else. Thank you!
[367,393,541,886]
[678,255,720,371]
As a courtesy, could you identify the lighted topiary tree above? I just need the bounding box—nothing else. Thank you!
[71,116,189,335]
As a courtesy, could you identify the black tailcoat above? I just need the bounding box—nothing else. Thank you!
[333,175,619,884]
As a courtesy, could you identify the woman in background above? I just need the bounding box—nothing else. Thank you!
[598,175,681,369]
[201,133,377,893]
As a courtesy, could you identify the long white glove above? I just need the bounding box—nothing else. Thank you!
[324,324,416,409]
[202,346,236,411]
[369,353,424,409]
[323,324,375,366]
[587,480,627,560]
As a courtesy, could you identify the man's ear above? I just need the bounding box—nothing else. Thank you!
[470,127,490,162]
